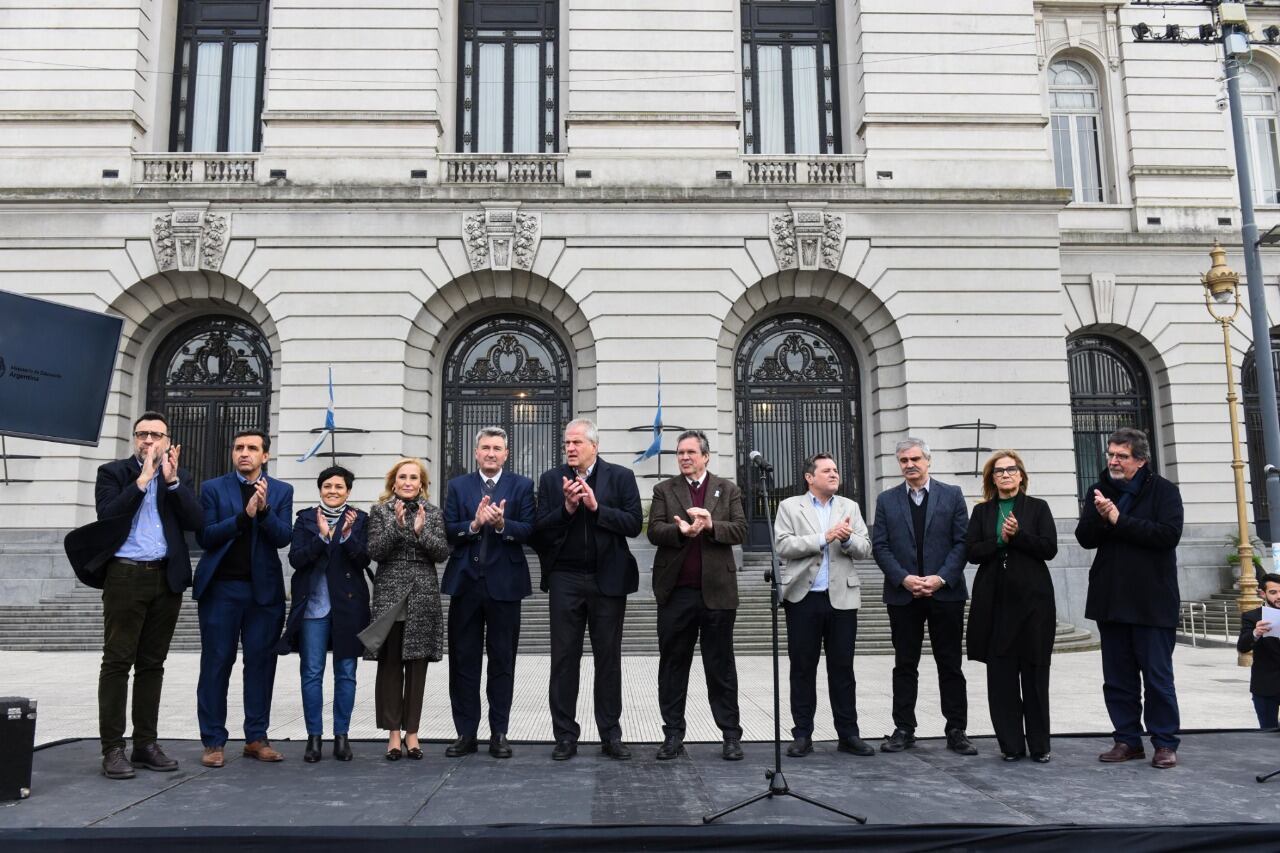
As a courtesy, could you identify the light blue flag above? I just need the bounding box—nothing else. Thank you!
[634,369,662,464]
[297,366,336,462]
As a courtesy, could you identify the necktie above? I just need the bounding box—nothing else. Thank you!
[484,478,496,494]
[477,477,497,566]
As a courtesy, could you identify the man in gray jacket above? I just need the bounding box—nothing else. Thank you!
[872,437,975,755]
[774,453,873,757]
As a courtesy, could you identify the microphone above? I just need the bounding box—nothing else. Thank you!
[748,450,774,472]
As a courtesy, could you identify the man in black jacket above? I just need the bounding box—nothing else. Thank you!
[1076,427,1183,770]
[535,418,642,761]
[1238,573,1280,729]
[92,411,202,779]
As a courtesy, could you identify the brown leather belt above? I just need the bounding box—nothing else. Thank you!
[113,558,166,569]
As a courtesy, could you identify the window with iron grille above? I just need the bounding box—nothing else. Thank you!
[741,0,840,155]
[458,1,558,153]
[169,1,269,153]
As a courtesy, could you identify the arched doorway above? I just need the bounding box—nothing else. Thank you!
[1243,333,1280,541]
[1067,334,1157,501]
[734,314,863,550]
[441,315,572,483]
[146,315,272,489]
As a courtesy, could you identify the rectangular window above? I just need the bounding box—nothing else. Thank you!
[741,1,839,155]
[171,1,268,153]
[1249,116,1280,205]
[459,2,558,153]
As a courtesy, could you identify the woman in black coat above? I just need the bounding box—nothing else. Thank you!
[277,465,371,763]
[965,450,1058,763]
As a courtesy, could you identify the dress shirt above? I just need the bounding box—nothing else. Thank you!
[115,463,178,561]
[809,492,833,593]
[907,478,931,507]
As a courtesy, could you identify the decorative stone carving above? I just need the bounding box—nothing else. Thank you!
[1090,272,1116,325]
[769,206,845,272]
[463,204,541,272]
[151,205,230,273]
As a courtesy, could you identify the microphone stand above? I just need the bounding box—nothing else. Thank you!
[703,463,866,824]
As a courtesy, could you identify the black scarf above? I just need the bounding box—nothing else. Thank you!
[1110,465,1150,514]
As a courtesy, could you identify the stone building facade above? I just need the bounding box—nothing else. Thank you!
[2,1,1277,633]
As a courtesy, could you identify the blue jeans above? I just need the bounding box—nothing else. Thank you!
[300,616,357,736]
[1254,694,1280,730]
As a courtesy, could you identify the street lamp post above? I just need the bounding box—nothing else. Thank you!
[1203,242,1262,665]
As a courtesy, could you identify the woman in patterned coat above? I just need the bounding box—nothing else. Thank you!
[361,457,450,760]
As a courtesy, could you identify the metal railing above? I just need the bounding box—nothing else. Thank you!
[135,154,258,184]
[1178,599,1233,646]
[440,154,564,185]
[743,154,864,186]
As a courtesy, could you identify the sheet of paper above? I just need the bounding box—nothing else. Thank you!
[1262,606,1280,638]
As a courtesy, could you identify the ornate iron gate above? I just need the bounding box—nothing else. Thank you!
[442,315,572,484]
[1067,334,1157,501]
[1243,336,1280,541]
[146,315,272,490]
[734,314,862,550]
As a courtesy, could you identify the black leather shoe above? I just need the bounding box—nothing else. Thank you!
[130,742,177,772]
[333,735,352,761]
[1031,753,1051,764]
[304,735,323,763]
[446,735,478,758]
[102,747,135,780]
[880,728,916,753]
[655,734,685,761]
[601,740,632,760]
[946,729,978,756]
[489,733,512,759]
[722,738,744,761]
[786,735,813,757]
[551,739,577,761]
[1002,752,1025,762]
[837,735,875,757]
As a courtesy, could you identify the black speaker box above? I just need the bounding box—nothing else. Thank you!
[0,697,36,800]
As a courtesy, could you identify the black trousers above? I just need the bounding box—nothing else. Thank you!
[887,597,967,732]
[375,622,428,732]
[657,587,742,739]
[986,655,1050,756]
[548,571,626,743]
[782,590,860,740]
[1098,621,1180,750]
[447,581,522,737]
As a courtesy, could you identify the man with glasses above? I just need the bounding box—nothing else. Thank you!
[90,411,202,779]
[1077,427,1184,770]
[647,430,748,761]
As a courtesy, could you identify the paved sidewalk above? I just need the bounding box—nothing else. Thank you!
[5,645,1256,749]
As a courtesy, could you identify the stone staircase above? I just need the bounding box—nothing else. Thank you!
[0,550,1097,655]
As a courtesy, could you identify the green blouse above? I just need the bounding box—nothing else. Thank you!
[995,496,1017,547]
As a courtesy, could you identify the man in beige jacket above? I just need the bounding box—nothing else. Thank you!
[774,452,873,758]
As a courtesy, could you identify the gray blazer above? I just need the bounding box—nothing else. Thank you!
[871,479,969,606]
[774,493,872,610]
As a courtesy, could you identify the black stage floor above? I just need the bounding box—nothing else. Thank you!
[3,731,1280,851]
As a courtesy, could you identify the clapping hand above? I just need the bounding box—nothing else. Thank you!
[1001,512,1019,540]
[161,445,181,485]
[1092,489,1119,525]
[316,507,332,539]
[674,513,704,538]
[246,479,268,518]
[686,506,713,532]
[413,504,426,535]
[825,515,852,544]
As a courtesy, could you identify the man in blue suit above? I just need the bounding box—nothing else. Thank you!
[441,426,535,759]
[193,429,293,768]
[872,437,975,755]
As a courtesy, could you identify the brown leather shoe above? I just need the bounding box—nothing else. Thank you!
[243,740,284,762]
[201,746,225,768]
[1151,747,1178,769]
[1098,742,1145,763]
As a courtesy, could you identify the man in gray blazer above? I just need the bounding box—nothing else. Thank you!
[871,437,976,755]
[774,453,874,758]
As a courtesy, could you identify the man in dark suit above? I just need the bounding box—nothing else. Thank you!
[1077,427,1183,769]
[193,429,293,768]
[647,430,747,761]
[535,418,642,760]
[441,426,535,759]
[872,437,975,755]
[89,411,202,780]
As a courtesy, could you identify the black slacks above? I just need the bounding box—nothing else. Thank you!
[656,586,742,739]
[887,597,967,732]
[548,571,626,743]
[986,655,1050,756]
[447,581,522,737]
[782,590,860,740]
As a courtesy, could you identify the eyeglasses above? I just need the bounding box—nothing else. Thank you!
[1105,452,1132,461]
[133,431,168,441]
[992,466,1020,476]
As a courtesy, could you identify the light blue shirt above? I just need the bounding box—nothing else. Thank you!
[304,558,331,619]
[115,469,175,561]
[809,493,834,593]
